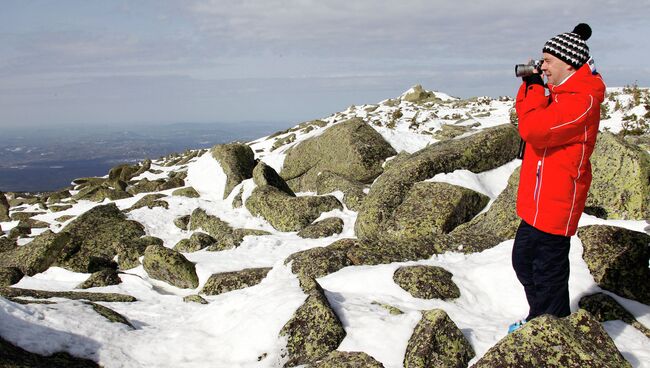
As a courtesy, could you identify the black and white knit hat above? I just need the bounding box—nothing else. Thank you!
[543,23,591,69]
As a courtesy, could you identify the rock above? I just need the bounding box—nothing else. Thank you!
[433,124,474,140]
[189,208,241,250]
[272,133,297,151]
[174,209,193,229]
[285,239,357,284]
[157,176,185,191]
[245,185,343,232]
[127,178,164,194]
[0,267,23,286]
[73,185,133,202]
[393,266,460,300]
[371,301,404,315]
[0,286,136,302]
[402,85,441,104]
[85,301,134,329]
[404,309,474,368]
[314,170,367,211]
[0,191,10,221]
[586,132,650,219]
[579,293,650,338]
[142,244,199,289]
[0,231,70,276]
[109,163,142,183]
[297,217,344,239]
[211,143,256,199]
[279,279,346,367]
[578,225,650,304]
[280,118,396,192]
[172,187,200,198]
[173,232,216,252]
[183,294,209,304]
[0,336,100,368]
[313,351,385,367]
[77,269,121,289]
[253,161,295,196]
[7,223,31,240]
[389,182,489,245]
[201,267,271,295]
[356,124,520,247]
[53,203,146,273]
[232,187,244,208]
[0,237,17,253]
[115,236,162,270]
[471,309,631,368]
[55,215,76,223]
[18,218,50,229]
[126,194,169,212]
[45,190,72,204]
[50,204,73,212]
[10,212,45,221]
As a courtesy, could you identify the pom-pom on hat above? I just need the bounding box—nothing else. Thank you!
[543,23,591,69]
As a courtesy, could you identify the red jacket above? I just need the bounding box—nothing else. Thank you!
[515,62,606,236]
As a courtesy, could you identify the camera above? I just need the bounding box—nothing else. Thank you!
[515,59,543,77]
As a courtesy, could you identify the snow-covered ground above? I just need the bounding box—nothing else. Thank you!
[1,86,649,367]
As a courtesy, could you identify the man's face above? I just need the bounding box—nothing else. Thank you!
[541,52,574,86]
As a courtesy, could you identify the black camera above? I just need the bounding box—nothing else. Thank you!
[515,59,543,77]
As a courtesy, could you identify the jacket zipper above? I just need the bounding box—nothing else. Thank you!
[533,160,542,201]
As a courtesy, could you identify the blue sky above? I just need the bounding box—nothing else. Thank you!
[1,0,648,128]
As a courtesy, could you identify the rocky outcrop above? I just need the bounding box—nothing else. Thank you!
[297,217,344,239]
[173,215,191,230]
[315,170,367,211]
[0,267,23,286]
[211,143,256,199]
[0,231,70,276]
[586,132,650,219]
[142,244,199,289]
[188,208,268,250]
[253,161,295,196]
[579,293,650,338]
[471,309,631,367]
[126,194,168,212]
[402,84,442,104]
[355,124,520,248]
[280,118,396,192]
[77,269,121,289]
[173,232,216,253]
[0,191,11,221]
[285,239,357,283]
[404,309,474,368]
[279,279,346,367]
[116,236,163,270]
[172,187,200,198]
[201,267,271,295]
[393,266,460,300]
[126,177,185,195]
[313,351,385,367]
[0,237,17,253]
[271,133,297,151]
[577,225,650,304]
[73,185,133,202]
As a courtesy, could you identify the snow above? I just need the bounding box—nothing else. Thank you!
[1,86,649,367]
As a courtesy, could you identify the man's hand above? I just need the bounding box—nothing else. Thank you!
[522,72,544,88]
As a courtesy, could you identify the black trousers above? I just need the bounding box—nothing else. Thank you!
[512,220,571,321]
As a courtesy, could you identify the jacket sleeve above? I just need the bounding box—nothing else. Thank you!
[515,82,595,148]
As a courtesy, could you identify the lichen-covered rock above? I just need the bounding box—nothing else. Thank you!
[297,217,344,239]
[85,301,134,329]
[232,187,244,208]
[245,185,343,232]
[17,218,50,229]
[73,185,133,202]
[8,222,31,240]
[127,178,164,194]
[253,161,295,196]
[0,237,17,253]
[183,294,208,304]
[315,170,367,211]
[356,124,520,246]
[433,124,474,140]
[371,301,404,315]
[285,239,357,283]
[143,244,199,289]
[313,351,385,368]
[173,215,191,230]
[201,267,271,295]
[189,208,242,250]
[172,187,200,198]
[272,133,297,151]
[0,267,23,286]
[280,118,396,192]
[53,203,146,273]
[393,266,460,300]
[211,143,256,199]
[116,236,163,270]
[0,191,10,221]
[9,212,45,221]
[0,286,136,302]
[55,215,76,223]
[50,204,73,212]
[0,231,70,276]
[45,190,72,204]
[279,279,346,367]
[404,309,474,368]
[0,335,100,368]
[577,225,650,304]
[471,309,631,368]
[586,132,650,219]
[126,194,169,212]
[579,293,650,338]
[77,269,121,289]
[173,232,216,252]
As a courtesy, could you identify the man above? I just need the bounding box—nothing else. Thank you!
[509,23,606,333]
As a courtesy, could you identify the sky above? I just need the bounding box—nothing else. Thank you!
[1,0,649,129]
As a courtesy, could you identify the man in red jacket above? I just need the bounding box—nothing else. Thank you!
[509,23,606,333]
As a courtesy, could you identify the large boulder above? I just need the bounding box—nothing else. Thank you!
[0,267,23,286]
[313,351,385,367]
[245,185,343,232]
[53,203,147,273]
[73,185,133,202]
[577,225,650,304]
[471,309,631,368]
[402,84,442,104]
[579,293,650,338]
[393,266,460,300]
[77,269,121,289]
[0,231,70,276]
[171,187,200,198]
[0,191,10,221]
[126,194,168,212]
[297,217,344,239]
[404,309,474,368]
[201,267,271,295]
[211,143,256,199]
[253,161,295,196]
[280,118,396,192]
[142,244,199,289]
[188,208,259,250]
[116,236,163,270]
[173,232,216,253]
[279,279,346,367]
[356,124,520,246]
[285,239,357,282]
[586,132,650,219]
[315,170,367,211]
